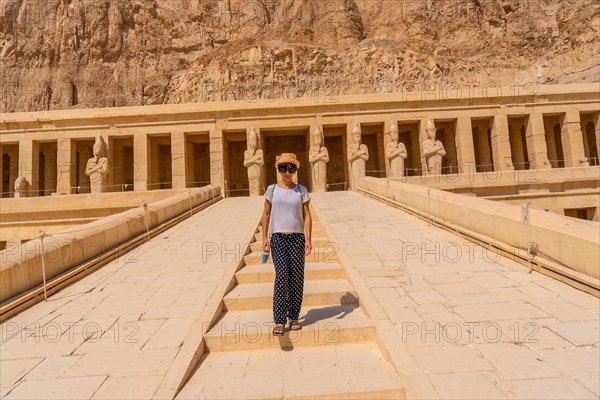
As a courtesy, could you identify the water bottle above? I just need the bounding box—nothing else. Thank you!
[261,252,269,264]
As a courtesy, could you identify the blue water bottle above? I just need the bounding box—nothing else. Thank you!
[261,252,269,263]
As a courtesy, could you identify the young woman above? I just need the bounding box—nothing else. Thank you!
[261,153,313,336]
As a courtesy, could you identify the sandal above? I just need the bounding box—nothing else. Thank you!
[289,320,302,331]
[273,324,285,336]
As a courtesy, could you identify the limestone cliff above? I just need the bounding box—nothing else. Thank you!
[1,0,598,113]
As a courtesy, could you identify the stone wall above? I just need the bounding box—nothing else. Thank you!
[1,0,598,113]
[358,176,600,281]
[398,166,600,220]
[1,84,598,200]
[0,188,201,247]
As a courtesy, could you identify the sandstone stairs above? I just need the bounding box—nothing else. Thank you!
[176,209,405,399]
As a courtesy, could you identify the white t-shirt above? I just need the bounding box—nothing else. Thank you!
[264,184,311,235]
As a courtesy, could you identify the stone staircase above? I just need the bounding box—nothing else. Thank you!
[176,209,405,399]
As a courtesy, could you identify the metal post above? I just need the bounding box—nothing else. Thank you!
[38,230,48,301]
[142,201,150,241]
[521,202,536,273]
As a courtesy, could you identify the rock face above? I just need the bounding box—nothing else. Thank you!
[1,0,598,113]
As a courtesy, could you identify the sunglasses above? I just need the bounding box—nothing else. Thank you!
[277,163,297,173]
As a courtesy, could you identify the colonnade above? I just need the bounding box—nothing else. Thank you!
[1,95,598,198]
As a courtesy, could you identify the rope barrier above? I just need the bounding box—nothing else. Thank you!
[1,182,215,196]
[186,181,211,186]
[226,188,251,193]
[1,157,597,198]
[326,182,348,190]
[1,193,223,320]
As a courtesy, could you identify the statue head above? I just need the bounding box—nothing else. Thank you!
[247,128,258,152]
[313,126,323,147]
[93,136,104,158]
[352,123,361,145]
[14,176,29,192]
[389,121,399,142]
[425,119,436,140]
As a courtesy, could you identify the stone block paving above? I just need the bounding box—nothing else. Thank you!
[311,191,599,400]
[0,197,264,399]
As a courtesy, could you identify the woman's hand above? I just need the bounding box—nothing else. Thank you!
[305,240,312,256]
[262,240,270,254]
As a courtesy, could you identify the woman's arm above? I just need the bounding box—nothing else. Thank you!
[262,200,271,253]
[303,202,312,256]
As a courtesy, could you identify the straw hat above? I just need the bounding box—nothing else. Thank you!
[275,153,300,169]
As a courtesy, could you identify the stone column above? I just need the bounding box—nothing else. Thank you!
[100,129,111,191]
[133,133,149,191]
[491,114,514,171]
[346,123,354,188]
[561,110,588,167]
[56,136,73,195]
[210,129,225,194]
[594,112,600,165]
[454,116,476,174]
[18,138,39,196]
[0,143,4,198]
[0,143,4,197]
[418,118,428,174]
[104,129,117,192]
[525,113,551,169]
[0,145,4,195]
[171,132,187,189]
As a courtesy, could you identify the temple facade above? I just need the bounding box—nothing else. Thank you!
[1,83,598,198]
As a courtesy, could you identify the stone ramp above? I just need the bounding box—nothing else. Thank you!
[177,208,406,399]
[0,197,264,400]
[2,190,597,399]
[309,191,600,400]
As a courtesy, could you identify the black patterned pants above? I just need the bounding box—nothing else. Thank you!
[270,233,305,325]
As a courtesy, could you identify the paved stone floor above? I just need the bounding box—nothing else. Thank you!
[0,197,264,399]
[311,191,599,400]
[1,191,599,399]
